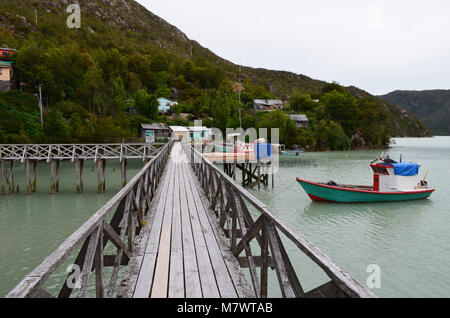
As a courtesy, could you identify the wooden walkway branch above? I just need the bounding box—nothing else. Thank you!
[5,141,174,298]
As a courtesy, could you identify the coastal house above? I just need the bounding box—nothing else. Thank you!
[140,123,170,143]
[253,99,284,111]
[169,126,212,142]
[0,48,16,59]
[158,97,177,114]
[290,114,309,128]
[0,61,13,93]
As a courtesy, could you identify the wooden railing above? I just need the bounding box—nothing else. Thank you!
[6,141,174,298]
[183,143,376,298]
[0,143,166,161]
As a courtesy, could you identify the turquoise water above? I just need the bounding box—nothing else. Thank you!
[1,137,449,298]
[247,136,450,297]
[0,160,143,297]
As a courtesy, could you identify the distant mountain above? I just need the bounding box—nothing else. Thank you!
[380,90,450,135]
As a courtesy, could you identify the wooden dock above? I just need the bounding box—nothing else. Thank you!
[6,141,375,299]
[0,143,165,194]
[118,142,253,298]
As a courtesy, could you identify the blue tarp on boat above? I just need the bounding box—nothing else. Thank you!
[392,163,419,176]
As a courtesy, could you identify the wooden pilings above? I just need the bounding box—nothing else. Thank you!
[75,159,84,193]
[224,162,272,189]
[25,160,31,195]
[121,159,127,188]
[50,160,60,194]
[97,159,106,193]
[1,160,15,194]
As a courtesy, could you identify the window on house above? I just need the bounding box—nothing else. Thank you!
[2,52,9,56]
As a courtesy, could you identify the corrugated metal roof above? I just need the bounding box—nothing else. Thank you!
[169,126,189,132]
[290,114,308,122]
[254,99,283,106]
[141,123,169,130]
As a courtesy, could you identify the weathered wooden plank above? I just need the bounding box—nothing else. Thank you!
[103,221,130,260]
[265,221,295,298]
[133,159,174,298]
[150,149,176,298]
[230,190,261,297]
[184,163,238,298]
[181,160,220,298]
[95,223,105,298]
[300,280,349,298]
[169,161,184,298]
[150,225,172,298]
[179,157,202,298]
[77,225,101,298]
[184,149,254,298]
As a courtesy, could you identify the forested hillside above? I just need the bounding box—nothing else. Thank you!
[380,90,450,136]
[0,0,432,149]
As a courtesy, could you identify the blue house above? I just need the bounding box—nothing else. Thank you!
[158,97,177,114]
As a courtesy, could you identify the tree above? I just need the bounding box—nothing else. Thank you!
[150,52,169,73]
[211,93,231,135]
[135,89,158,119]
[321,90,360,135]
[289,92,315,113]
[44,109,69,143]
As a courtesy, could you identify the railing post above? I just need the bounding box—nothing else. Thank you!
[261,216,269,298]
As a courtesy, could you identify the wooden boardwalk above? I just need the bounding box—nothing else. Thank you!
[6,140,375,299]
[118,142,253,298]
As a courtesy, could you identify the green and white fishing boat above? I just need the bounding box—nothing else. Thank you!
[297,155,435,203]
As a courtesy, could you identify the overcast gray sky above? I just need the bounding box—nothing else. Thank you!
[136,0,450,95]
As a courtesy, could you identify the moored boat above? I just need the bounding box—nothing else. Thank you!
[282,150,303,156]
[296,155,435,203]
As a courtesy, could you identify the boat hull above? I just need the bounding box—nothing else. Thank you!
[296,178,435,203]
[282,150,303,156]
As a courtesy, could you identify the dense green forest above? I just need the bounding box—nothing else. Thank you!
[0,0,432,150]
[381,90,450,136]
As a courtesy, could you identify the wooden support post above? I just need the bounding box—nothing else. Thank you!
[257,161,261,190]
[9,160,15,193]
[55,160,60,193]
[75,160,83,194]
[121,158,127,188]
[97,159,102,194]
[1,160,6,194]
[271,164,274,189]
[32,161,37,193]
[50,160,55,194]
[102,159,106,192]
[261,217,269,298]
[25,160,31,195]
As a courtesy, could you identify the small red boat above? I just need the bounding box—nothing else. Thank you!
[297,155,435,203]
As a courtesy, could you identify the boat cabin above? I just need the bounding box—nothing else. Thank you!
[370,160,422,192]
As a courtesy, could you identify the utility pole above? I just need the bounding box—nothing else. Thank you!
[238,108,242,130]
[238,64,242,104]
[35,84,44,128]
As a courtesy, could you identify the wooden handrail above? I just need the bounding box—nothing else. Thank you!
[6,141,174,298]
[182,142,376,298]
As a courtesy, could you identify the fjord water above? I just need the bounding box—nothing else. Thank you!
[0,160,143,297]
[248,136,450,297]
[0,138,449,297]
